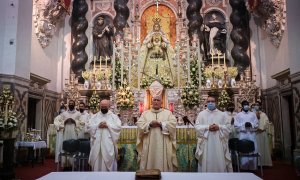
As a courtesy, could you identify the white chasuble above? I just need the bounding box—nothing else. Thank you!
[88,111,121,171]
[136,108,178,172]
[195,109,232,172]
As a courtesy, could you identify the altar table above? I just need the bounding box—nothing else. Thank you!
[38,172,262,180]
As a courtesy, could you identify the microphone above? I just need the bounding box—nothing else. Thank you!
[182,116,195,127]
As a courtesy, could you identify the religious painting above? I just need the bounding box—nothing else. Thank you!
[141,5,176,47]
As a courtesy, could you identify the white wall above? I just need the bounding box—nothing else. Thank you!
[30,15,71,92]
[286,0,300,74]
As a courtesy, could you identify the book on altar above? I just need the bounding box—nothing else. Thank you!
[135,169,161,179]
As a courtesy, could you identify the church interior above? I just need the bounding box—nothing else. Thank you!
[0,0,300,179]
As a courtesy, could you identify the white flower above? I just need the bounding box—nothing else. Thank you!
[8,122,13,126]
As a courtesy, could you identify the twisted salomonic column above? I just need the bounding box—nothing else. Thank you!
[113,0,129,39]
[186,0,203,43]
[71,0,88,83]
[230,0,250,79]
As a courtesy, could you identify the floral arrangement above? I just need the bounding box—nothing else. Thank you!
[181,82,200,109]
[89,92,100,111]
[190,60,199,87]
[214,67,225,79]
[0,88,21,136]
[116,81,134,109]
[111,59,127,89]
[227,67,238,78]
[82,71,91,80]
[96,70,104,81]
[204,66,214,78]
[218,89,231,111]
[140,77,151,89]
[160,76,174,88]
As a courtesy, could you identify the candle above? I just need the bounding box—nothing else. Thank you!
[176,42,180,88]
[129,43,132,85]
[121,42,124,84]
[218,52,220,66]
[112,42,116,90]
[212,54,214,67]
[223,53,226,67]
[93,57,96,74]
[187,43,190,82]
[137,40,141,90]
[105,56,108,69]
[4,103,8,125]
[99,56,102,72]
[197,43,202,88]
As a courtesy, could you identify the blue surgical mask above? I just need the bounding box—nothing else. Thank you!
[243,105,249,111]
[207,102,216,111]
[252,108,256,113]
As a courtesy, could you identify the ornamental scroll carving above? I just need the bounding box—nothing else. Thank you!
[33,0,66,48]
[251,0,286,47]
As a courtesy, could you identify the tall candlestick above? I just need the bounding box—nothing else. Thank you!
[212,54,214,67]
[223,53,226,67]
[93,56,96,74]
[112,42,116,90]
[218,52,220,66]
[187,43,191,82]
[99,56,102,72]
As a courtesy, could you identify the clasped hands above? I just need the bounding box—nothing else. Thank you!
[209,123,219,131]
[98,121,108,128]
[149,120,162,128]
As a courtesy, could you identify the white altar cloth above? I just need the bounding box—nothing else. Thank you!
[38,172,262,180]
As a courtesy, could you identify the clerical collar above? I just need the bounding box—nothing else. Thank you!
[68,109,77,113]
[151,108,163,113]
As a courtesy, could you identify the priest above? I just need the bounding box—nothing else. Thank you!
[88,99,122,171]
[136,95,178,172]
[195,95,232,172]
[54,99,81,164]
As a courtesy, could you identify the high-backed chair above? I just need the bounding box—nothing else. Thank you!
[57,139,80,171]
[228,138,239,171]
[74,139,90,171]
[237,139,263,176]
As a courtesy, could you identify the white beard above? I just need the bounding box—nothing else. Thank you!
[63,124,77,140]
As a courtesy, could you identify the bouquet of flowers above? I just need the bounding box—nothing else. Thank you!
[204,66,214,78]
[227,67,238,78]
[190,60,199,87]
[181,82,200,109]
[218,89,231,111]
[0,88,22,138]
[89,93,100,111]
[161,76,174,89]
[82,71,91,80]
[141,77,151,89]
[111,59,128,89]
[214,67,225,79]
[116,81,134,109]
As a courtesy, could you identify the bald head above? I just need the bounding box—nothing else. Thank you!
[100,99,110,108]
[152,96,162,110]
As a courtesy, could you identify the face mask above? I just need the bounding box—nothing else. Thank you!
[79,109,85,113]
[243,105,249,112]
[253,106,259,111]
[252,108,256,113]
[69,105,75,111]
[207,102,216,111]
[59,109,65,114]
[101,108,108,114]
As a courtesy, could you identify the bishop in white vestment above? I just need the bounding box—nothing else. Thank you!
[88,100,122,171]
[195,96,232,172]
[136,96,178,172]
